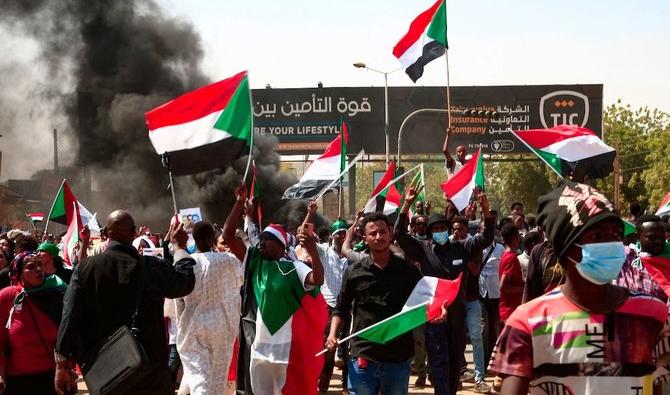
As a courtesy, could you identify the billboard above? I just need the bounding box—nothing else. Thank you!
[252,84,602,155]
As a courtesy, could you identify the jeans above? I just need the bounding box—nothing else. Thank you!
[465,300,486,383]
[347,357,411,395]
[480,297,500,368]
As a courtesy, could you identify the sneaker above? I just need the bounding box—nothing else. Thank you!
[473,381,492,394]
[460,370,475,383]
[414,376,426,389]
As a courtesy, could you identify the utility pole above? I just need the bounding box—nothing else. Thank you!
[53,128,59,172]
[613,141,621,211]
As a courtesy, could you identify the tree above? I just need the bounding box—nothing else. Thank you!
[595,101,669,212]
[485,155,558,216]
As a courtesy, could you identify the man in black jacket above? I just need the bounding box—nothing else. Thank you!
[395,188,495,395]
[54,210,196,395]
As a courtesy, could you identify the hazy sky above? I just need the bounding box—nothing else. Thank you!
[161,0,669,112]
[1,0,668,182]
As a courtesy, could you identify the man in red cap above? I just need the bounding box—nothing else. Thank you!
[223,185,326,395]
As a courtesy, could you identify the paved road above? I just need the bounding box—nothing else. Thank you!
[75,345,497,394]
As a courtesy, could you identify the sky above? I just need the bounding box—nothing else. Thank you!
[160,0,670,113]
[0,0,668,182]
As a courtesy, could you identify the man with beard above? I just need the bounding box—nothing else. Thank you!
[327,212,424,394]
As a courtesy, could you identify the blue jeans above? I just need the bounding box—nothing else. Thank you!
[465,300,486,383]
[347,357,411,395]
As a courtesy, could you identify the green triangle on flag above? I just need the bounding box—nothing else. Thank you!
[409,164,426,202]
[213,74,252,145]
[426,0,448,49]
[249,249,319,335]
[623,219,636,237]
[474,148,485,191]
[47,179,79,226]
[358,303,429,344]
[340,121,348,173]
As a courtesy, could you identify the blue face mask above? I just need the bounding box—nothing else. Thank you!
[569,241,626,285]
[432,231,449,245]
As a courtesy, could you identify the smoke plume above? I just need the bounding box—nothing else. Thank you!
[0,0,311,230]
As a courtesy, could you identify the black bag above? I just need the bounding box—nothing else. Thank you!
[81,257,150,395]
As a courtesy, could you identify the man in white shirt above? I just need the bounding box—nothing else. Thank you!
[174,222,244,395]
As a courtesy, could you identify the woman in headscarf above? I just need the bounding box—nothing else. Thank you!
[0,251,68,394]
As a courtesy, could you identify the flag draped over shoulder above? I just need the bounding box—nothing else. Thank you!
[656,193,670,217]
[640,242,670,298]
[512,125,615,179]
[282,126,348,200]
[393,0,447,82]
[364,161,403,215]
[358,274,461,344]
[145,71,252,175]
[243,248,328,394]
[440,147,484,211]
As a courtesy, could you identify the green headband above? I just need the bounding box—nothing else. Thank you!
[330,219,348,235]
[37,242,60,258]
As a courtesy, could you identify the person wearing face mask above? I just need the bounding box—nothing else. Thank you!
[490,181,670,395]
[395,187,495,395]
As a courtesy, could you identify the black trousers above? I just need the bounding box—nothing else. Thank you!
[318,306,350,391]
[480,297,500,368]
[6,370,57,395]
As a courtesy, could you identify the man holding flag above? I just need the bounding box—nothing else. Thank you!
[326,212,429,394]
[395,187,495,395]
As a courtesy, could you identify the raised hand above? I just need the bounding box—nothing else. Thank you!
[235,183,248,203]
[478,192,491,215]
[307,201,318,216]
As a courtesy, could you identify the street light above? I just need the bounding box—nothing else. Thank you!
[353,62,403,165]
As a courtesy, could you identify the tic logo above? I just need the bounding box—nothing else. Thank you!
[539,90,590,128]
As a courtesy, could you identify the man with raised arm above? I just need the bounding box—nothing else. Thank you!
[224,185,326,395]
[395,187,495,395]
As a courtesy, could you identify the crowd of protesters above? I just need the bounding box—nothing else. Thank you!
[1,143,670,395]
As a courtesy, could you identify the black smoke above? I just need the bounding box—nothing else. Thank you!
[1,0,310,230]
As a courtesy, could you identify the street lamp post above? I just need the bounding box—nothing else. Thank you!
[353,62,402,166]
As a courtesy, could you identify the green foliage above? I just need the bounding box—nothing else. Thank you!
[485,156,558,215]
[352,101,670,217]
[595,101,670,211]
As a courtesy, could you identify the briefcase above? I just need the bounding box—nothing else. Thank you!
[81,325,150,395]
